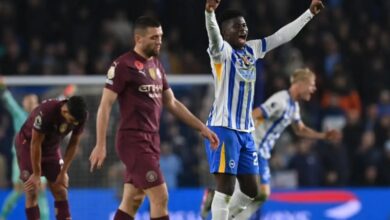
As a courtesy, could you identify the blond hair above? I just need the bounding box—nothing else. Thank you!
[290,68,315,84]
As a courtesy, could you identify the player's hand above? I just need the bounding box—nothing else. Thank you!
[55,172,69,188]
[201,126,220,149]
[24,174,41,192]
[206,0,221,12]
[310,0,324,15]
[324,129,342,142]
[89,145,107,172]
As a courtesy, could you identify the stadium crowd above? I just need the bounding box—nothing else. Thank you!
[0,0,389,189]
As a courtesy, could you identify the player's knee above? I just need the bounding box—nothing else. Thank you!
[50,185,68,200]
[25,190,39,202]
[150,192,168,209]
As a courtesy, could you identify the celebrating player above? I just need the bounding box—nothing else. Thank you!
[15,96,87,220]
[231,68,341,219]
[0,77,50,220]
[89,16,219,220]
[203,0,324,219]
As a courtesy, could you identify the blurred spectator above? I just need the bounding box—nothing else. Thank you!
[319,138,349,186]
[352,131,382,186]
[378,139,390,185]
[289,139,322,187]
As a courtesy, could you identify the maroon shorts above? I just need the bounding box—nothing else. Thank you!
[115,130,164,189]
[15,134,62,182]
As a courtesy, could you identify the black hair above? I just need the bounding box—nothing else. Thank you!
[134,16,161,31]
[67,96,87,122]
[218,9,245,26]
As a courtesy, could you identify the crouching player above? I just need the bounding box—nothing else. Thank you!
[15,96,88,220]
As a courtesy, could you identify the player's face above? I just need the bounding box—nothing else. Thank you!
[137,26,163,58]
[61,105,79,125]
[22,94,38,113]
[223,17,248,49]
[299,76,316,101]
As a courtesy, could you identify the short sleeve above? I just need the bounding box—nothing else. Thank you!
[207,41,232,63]
[33,105,51,133]
[260,94,285,119]
[293,102,302,123]
[105,61,128,94]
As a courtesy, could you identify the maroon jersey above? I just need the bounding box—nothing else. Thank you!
[18,99,85,156]
[105,51,170,132]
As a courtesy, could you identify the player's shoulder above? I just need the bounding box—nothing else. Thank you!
[271,90,289,100]
[39,98,64,112]
[267,90,289,107]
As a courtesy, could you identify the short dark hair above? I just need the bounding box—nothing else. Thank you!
[67,96,87,122]
[218,9,245,26]
[134,16,161,32]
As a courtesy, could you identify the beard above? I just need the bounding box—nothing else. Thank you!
[144,45,160,58]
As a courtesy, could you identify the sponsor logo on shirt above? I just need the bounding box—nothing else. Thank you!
[138,84,163,98]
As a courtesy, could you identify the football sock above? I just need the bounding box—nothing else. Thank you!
[211,191,231,220]
[228,188,254,219]
[113,209,134,220]
[151,215,169,220]
[25,206,40,220]
[233,198,264,220]
[54,200,71,220]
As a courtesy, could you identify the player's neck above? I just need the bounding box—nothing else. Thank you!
[134,47,152,60]
[289,87,299,101]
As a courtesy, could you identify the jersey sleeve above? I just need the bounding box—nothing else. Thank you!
[105,61,128,94]
[293,102,302,123]
[32,104,52,133]
[246,39,268,59]
[259,94,285,119]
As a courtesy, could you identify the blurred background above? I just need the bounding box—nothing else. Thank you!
[0,0,389,219]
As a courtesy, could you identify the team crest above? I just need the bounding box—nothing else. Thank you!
[242,55,251,66]
[146,170,158,183]
[59,123,68,133]
[149,68,157,80]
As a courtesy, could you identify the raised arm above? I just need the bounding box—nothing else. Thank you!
[163,88,219,148]
[205,0,224,55]
[264,0,324,53]
[89,88,117,172]
[0,77,26,121]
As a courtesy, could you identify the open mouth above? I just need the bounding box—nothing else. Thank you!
[238,34,247,44]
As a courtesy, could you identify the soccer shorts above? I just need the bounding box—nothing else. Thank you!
[259,155,271,184]
[205,126,258,175]
[115,130,164,189]
[15,135,62,183]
